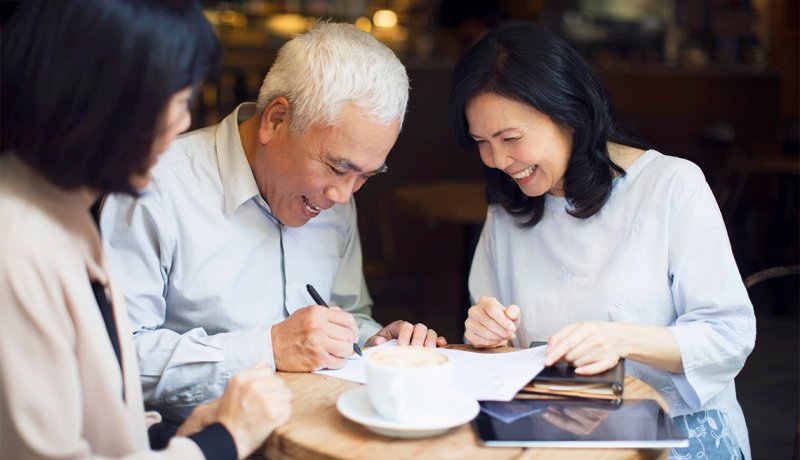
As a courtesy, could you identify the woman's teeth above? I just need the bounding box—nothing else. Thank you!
[512,166,535,179]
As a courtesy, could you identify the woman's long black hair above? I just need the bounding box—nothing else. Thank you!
[449,21,647,227]
[1,0,220,194]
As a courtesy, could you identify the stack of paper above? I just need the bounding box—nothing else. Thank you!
[313,340,546,401]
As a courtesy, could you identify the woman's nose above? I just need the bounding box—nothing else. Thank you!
[491,146,514,170]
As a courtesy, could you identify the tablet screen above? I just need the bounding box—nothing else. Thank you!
[473,399,689,448]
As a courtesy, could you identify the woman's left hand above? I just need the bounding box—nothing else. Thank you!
[366,320,448,348]
[544,321,624,374]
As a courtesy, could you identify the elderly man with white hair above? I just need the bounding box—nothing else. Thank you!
[101,22,446,422]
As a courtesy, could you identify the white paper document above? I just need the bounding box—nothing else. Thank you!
[313,340,546,401]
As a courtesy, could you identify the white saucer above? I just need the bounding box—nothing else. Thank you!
[336,386,480,438]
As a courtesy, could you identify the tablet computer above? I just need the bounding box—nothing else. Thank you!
[473,399,689,448]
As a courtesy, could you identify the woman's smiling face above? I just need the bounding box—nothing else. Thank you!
[465,92,573,197]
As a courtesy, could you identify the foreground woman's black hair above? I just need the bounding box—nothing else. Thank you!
[449,21,647,227]
[0,0,220,195]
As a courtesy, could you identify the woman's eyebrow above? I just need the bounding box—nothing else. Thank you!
[469,127,518,138]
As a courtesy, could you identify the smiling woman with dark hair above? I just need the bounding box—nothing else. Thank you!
[0,1,291,459]
[450,21,755,459]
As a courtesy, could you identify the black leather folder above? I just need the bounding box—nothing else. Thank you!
[519,342,625,401]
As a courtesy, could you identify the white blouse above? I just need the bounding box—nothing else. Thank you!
[469,150,755,457]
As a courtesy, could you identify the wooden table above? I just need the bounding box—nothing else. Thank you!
[262,345,669,460]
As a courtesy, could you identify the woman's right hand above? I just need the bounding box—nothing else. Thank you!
[214,363,292,459]
[464,296,520,348]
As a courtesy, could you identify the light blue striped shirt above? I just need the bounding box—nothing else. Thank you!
[101,103,381,416]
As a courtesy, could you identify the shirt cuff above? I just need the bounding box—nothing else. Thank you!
[668,324,735,409]
[354,315,382,346]
[222,325,275,372]
[189,422,237,460]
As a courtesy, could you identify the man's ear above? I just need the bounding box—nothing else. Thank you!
[258,97,290,144]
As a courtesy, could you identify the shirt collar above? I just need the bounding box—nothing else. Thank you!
[216,102,262,216]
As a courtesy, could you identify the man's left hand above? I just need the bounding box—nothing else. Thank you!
[365,320,448,347]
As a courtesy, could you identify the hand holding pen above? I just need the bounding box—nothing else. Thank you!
[306,284,363,356]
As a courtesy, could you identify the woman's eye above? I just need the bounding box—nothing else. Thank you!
[503,137,519,143]
[328,165,346,176]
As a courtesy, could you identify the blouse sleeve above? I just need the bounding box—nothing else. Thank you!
[469,205,504,306]
[0,241,205,459]
[666,164,756,410]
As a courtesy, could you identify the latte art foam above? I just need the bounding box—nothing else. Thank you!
[369,348,448,368]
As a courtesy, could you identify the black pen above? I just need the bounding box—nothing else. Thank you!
[306,284,363,356]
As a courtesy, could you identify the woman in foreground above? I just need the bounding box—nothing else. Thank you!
[0,1,291,458]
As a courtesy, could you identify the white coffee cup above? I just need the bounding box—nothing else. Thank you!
[364,346,453,422]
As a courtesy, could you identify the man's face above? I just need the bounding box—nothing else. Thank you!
[255,102,400,227]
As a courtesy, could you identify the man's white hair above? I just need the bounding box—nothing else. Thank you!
[257,21,409,134]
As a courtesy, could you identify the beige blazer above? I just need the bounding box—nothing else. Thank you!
[0,154,203,459]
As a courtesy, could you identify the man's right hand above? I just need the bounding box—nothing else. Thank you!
[271,305,360,371]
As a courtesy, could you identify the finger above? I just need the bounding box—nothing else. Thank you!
[544,323,583,366]
[423,328,438,348]
[563,336,603,365]
[436,336,448,347]
[323,354,347,370]
[480,297,516,331]
[467,321,506,343]
[326,308,360,341]
[465,317,508,343]
[320,321,359,343]
[575,357,618,375]
[545,323,580,354]
[464,328,507,348]
[409,323,427,346]
[394,321,414,345]
[505,304,521,326]
[475,298,517,336]
[365,334,387,347]
[567,341,610,368]
[325,336,355,359]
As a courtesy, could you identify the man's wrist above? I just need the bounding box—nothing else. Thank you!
[270,323,282,371]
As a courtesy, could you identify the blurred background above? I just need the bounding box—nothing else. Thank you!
[2,0,796,457]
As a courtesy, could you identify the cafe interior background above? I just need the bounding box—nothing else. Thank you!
[2,0,797,457]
